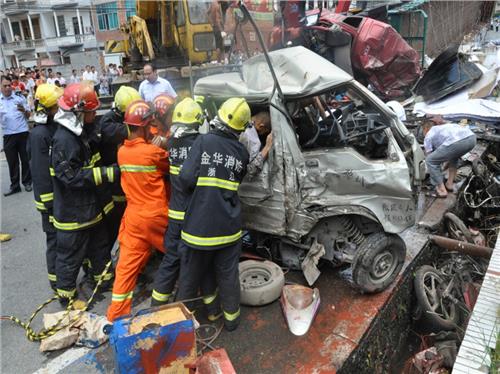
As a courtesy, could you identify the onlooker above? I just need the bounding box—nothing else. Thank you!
[138,63,177,102]
[0,75,32,196]
[90,66,100,93]
[56,72,66,87]
[117,65,124,76]
[107,64,118,95]
[82,65,93,82]
[69,69,80,84]
[99,69,110,96]
[46,71,57,85]
[11,75,26,93]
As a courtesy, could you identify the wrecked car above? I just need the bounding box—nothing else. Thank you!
[268,8,421,99]
[194,44,425,293]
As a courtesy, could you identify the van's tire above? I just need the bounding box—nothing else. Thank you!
[352,232,406,293]
[414,265,461,331]
[239,260,285,306]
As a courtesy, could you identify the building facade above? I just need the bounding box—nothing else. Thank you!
[0,0,97,68]
[91,0,135,42]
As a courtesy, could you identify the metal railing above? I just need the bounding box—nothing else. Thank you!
[3,34,95,52]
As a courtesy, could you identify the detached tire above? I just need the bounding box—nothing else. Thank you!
[239,260,285,306]
[414,265,461,331]
[352,232,406,293]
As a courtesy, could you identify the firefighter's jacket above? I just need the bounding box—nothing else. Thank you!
[179,129,249,250]
[167,133,198,223]
[27,117,57,216]
[99,109,128,203]
[118,137,169,219]
[50,111,118,231]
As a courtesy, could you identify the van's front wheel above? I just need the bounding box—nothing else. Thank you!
[351,232,406,293]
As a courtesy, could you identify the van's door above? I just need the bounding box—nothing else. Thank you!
[239,96,288,236]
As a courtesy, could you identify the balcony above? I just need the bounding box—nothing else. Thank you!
[2,38,45,52]
[2,34,95,55]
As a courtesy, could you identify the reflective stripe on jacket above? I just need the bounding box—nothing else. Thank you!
[27,119,58,212]
[50,123,117,231]
[167,133,198,222]
[179,130,249,250]
[118,137,169,217]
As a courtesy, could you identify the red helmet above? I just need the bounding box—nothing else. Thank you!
[124,100,155,127]
[58,82,100,112]
[153,94,176,117]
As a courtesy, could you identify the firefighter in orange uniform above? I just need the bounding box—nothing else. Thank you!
[107,99,170,322]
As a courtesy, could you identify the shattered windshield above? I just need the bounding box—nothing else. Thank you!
[188,1,211,24]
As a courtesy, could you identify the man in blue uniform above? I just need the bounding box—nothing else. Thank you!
[176,98,251,331]
[27,83,63,290]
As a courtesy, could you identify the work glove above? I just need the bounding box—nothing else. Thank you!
[152,135,168,150]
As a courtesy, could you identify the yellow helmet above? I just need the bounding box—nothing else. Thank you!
[218,98,251,132]
[114,86,141,113]
[35,83,63,112]
[172,97,203,126]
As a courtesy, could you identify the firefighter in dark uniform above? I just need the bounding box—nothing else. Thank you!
[27,83,63,291]
[50,82,118,304]
[151,98,205,306]
[99,86,141,246]
[176,98,251,331]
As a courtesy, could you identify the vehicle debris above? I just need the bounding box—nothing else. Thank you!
[269,9,421,98]
[414,44,483,104]
[280,285,321,336]
[429,235,493,258]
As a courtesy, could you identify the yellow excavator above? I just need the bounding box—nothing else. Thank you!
[105,0,219,68]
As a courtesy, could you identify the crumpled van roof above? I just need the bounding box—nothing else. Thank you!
[194,46,353,101]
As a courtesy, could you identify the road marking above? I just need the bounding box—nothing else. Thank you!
[33,347,91,374]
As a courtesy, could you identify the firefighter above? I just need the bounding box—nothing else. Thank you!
[99,86,141,246]
[176,98,250,331]
[27,83,63,290]
[151,98,205,307]
[152,94,175,144]
[51,82,117,305]
[106,100,170,322]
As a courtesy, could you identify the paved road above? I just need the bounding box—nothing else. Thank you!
[0,154,111,373]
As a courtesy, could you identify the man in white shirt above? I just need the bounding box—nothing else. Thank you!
[90,66,100,93]
[82,65,93,82]
[138,63,177,102]
[423,117,476,198]
[46,72,57,85]
[69,69,80,84]
[56,72,66,87]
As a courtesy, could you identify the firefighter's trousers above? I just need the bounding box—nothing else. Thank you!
[151,221,182,305]
[107,212,167,322]
[106,200,126,247]
[41,212,57,290]
[56,221,111,299]
[177,241,241,327]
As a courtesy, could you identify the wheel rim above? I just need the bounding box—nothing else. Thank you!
[422,270,457,322]
[369,250,398,284]
[447,220,465,241]
[240,268,272,289]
